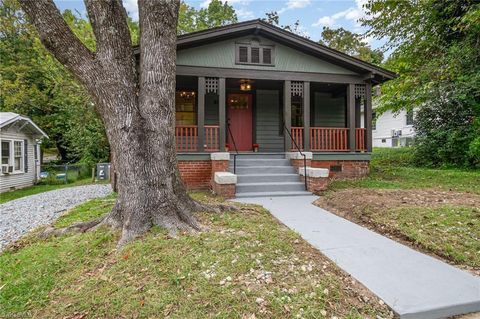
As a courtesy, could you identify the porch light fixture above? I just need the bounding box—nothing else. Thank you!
[239,79,252,91]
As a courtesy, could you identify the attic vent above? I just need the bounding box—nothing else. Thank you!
[251,47,260,63]
[239,46,248,63]
[263,48,271,64]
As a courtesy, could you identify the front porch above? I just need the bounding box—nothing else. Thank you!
[174,76,372,154]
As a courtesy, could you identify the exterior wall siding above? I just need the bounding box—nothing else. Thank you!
[177,36,357,75]
[312,92,346,127]
[0,129,37,193]
[255,90,284,152]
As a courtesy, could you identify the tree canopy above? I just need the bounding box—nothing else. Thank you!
[362,0,480,167]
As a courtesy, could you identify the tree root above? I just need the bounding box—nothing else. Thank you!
[39,217,106,238]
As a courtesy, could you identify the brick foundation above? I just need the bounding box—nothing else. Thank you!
[178,160,212,190]
[290,158,312,170]
[311,160,369,178]
[211,182,236,198]
[300,176,329,193]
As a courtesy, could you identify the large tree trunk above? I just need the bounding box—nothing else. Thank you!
[19,0,212,247]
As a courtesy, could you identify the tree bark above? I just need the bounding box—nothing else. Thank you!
[19,0,214,247]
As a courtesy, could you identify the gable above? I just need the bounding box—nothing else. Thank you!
[177,36,358,75]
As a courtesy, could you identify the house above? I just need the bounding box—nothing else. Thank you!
[143,20,395,193]
[0,112,48,193]
[371,108,416,148]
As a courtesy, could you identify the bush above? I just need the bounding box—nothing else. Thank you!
[371,147,416,167]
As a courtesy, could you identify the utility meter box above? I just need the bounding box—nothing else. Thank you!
[96,163,111,181]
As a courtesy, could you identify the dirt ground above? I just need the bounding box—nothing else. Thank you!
[315,188,480,275]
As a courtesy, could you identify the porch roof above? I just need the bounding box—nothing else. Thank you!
[134,19,396,85]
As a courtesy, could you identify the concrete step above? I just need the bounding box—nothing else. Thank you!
[230,159,291,167]
[236,181,305,193]
[235,190,311,198]
[237,174,300,183]
[230,153,286,159]
[233,166,296,175]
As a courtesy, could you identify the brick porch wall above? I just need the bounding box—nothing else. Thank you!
[178,160,212,190]
[311,160,370,178]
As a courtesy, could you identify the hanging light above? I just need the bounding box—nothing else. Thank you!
[240,79,252,91]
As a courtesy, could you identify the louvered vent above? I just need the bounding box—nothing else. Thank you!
[239,46,248,63]
[251,47,260,63]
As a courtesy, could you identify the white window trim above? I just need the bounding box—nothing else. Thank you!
[0,138,25,175]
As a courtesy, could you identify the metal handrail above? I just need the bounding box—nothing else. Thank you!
[227,121,240,173]
[284,124,307,191]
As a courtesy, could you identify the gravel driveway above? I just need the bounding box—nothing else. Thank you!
[0,184,112,251]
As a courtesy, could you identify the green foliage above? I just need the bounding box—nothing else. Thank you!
[319,27,383,64]
[263,11,304,36]
[177,0,237,35]
[362,0,480,167]
[0,1,109,164]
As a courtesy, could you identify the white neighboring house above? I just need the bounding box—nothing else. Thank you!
[0,112,48,193]
[361,106,416,148]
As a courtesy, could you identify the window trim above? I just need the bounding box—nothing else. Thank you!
[405,110,414,126]
[0,138,25,175]
[235,42,275,67]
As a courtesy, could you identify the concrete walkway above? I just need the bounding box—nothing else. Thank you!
[234,195,480,319]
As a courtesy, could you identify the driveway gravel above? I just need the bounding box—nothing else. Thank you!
[0,184,112,251]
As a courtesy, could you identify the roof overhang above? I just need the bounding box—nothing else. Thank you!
[134,19,397,85]
[0,113,48,139]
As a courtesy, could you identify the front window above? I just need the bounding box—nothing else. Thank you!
[14,141,23,171]
[175,91,196,125]
[236,43,275,66]
[1,141,10,165]
[0,139,24,173]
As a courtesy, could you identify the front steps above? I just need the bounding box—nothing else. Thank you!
[230,154,311,198]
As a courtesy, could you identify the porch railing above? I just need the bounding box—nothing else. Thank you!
[175,125,220,152]
[310,127,349,151]
[356,128,366,151]
[205,125,220,151]
[290,127,304,151]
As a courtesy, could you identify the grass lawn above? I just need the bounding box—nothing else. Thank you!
[0,178,94,204]
[0,193,391,319]
[317,148,480,271]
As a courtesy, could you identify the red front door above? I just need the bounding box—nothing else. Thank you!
[227,93,253,151]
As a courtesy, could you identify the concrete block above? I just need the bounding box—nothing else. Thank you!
[298,166,329,178]
[210,152,230,161]
[286,151,313,160]
[214,172,237,185]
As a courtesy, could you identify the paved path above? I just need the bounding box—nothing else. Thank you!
[0,184,112,251]
[234,195,480,319]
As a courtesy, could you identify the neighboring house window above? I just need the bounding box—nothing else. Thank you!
[235,43,275,66]
[0,139,24,172]
[406,110,414,126]
[1,141,10,165]
[372,112,377,130]
[175,91,196,125]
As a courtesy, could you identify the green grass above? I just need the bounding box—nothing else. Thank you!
[0,193,389,319]
[371,206,480,268]
[330,148,480,193]
[0,178,95,204]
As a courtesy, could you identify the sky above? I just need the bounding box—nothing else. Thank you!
[54,0,386,52]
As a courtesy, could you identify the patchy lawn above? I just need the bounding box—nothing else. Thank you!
[0,192,392,319]
[316,148,480,273]
[0,178,94,204]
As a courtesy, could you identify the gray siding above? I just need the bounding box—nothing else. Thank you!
[0,129,37,193]
[256,90,284,152]
[205,93,219,125]
[177,36,358,75]
[312,92,346,127]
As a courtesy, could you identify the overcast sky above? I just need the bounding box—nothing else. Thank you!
[54,0,387,52]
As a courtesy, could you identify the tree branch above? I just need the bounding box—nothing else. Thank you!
[18,0,97,85]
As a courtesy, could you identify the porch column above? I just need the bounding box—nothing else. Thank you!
[197,76,205,152]
[365,82,373,152]
[303,81,310,151]
[347,83,356,152]
[219,77,226,152]
[284,80,292,151]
